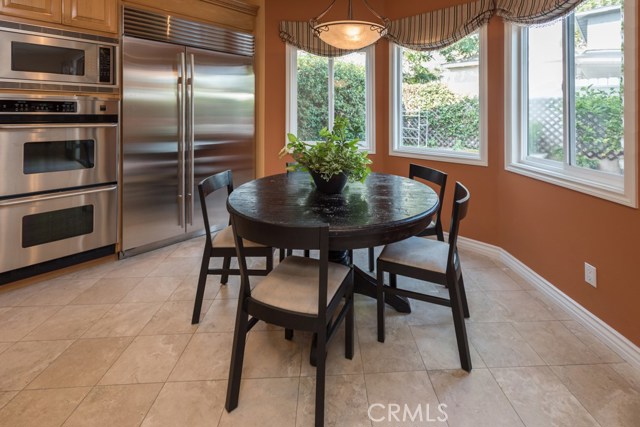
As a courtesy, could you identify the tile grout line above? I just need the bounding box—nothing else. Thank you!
[559,320,623,363]
[161,330,198,384]
[544,364,605,427]
[136,381,168,427]
[507,320,551,368]
[486,367,530,427]
[357,326,375,427]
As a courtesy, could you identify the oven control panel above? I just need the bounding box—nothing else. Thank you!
[0,100,77,113]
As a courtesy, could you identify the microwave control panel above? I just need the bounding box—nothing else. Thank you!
[99,47,113,84]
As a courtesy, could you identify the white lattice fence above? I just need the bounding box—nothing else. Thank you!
[529,98,624,160]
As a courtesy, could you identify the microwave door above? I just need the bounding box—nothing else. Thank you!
[0,31,99,84]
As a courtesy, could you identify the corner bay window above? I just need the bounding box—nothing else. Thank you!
[506,0,637,207]
[390,29,488,166]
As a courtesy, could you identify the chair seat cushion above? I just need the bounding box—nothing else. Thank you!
[212,226,267,248]
[251,256,350,315]
[378,237,450,274]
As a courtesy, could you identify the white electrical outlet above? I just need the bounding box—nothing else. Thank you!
[584,262,597,288]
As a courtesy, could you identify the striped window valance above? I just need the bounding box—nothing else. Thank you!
[385,0,494,51]
[280,0,587,56]
[494,0,585,25]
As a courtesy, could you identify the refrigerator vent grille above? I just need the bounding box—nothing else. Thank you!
[123,8,254,57]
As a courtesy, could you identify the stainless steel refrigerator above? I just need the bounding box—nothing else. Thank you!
[120,8,255,255]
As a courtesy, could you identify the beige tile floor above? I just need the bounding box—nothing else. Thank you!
[0,236,638,427]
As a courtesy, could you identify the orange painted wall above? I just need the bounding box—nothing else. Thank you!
[263,0,640,346]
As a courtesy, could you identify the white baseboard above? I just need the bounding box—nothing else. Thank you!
[455,235,640,370]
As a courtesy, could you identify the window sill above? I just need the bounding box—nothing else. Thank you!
[505,161,636,208]
[390,149,488,167]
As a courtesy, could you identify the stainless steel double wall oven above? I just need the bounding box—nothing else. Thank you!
[0,21,119,280]
[0,95,118,276]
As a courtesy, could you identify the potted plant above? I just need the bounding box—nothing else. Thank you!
[279,116,372,194]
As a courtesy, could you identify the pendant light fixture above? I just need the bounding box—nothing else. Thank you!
[310,0,390,50]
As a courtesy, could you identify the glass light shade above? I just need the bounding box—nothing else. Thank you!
[315,20,385,50]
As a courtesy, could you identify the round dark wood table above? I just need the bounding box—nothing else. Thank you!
[227,172,439,312]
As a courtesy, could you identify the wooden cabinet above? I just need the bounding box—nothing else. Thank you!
[62,0,117,34]
[0,0,62,23]
[0,0,118,34]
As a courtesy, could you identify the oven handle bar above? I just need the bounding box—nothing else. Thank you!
[0,123,118,129]
[0,185,117,207]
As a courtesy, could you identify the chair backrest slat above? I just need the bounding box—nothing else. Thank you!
[409,163,447,240]
[447,182,471,267]
[198,170,233,245]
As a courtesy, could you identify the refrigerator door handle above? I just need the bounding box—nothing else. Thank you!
[177,51,186,227]
[186,53,196,225]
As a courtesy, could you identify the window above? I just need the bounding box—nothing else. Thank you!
[390,29,488,166]
[506,0,637,207]
[286,45,375,151]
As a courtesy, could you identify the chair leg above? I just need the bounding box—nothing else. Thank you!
[285,328,294,340]
[390,273,397,289]
[287,249,293,257]
[459,272,470,318]
[315,328,327,427]
[225,305,250,412]
[368,247,375,272]
[191,248,211,324]
[220,256,232,284]
[376,266,385,343]
[279,248,285,262]
[448,271,472,372]
[345,293,354,359]
[304,250,310,258]
[266,251,274,272]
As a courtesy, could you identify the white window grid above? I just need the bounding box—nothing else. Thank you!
[389,27,488,167]
[285,44,376,153]
[504,0,637,207]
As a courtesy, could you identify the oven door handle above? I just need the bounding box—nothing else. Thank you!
[0,123,118,129]
[0,185,117,206]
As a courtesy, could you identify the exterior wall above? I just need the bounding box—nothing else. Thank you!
[262,0,640,346]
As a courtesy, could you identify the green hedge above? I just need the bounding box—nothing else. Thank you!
[296,54,366,141]
[402,82,480,151]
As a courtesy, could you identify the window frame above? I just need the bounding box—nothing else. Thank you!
[389,27,489,167]
[285,44,376,153]
[504,0,637,207]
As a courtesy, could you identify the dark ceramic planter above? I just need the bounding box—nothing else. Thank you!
[309,170,348,194]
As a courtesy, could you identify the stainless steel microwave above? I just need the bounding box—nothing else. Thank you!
[0,29,117,87]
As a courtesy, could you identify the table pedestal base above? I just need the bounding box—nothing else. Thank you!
[330,250,411,314]
[353,267,411,313]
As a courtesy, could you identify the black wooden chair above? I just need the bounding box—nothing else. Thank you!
[366,164,447,271]
[376,182,472,372]
[225,212,354,427]
[191,170,274,324]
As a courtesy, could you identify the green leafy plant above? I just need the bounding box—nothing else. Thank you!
[279,116,372,182]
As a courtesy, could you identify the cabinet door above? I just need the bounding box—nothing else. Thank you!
[62,0,117,34]
[0,0,61,23]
